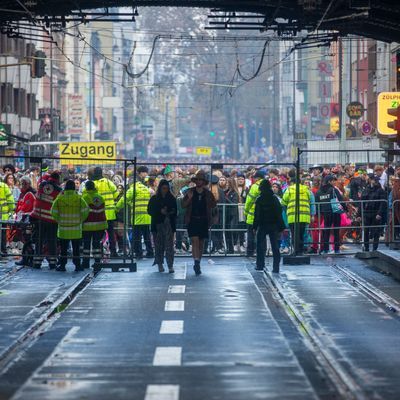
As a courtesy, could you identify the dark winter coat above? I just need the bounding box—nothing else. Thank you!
[224,189,239,226]
[253,193,285,233]
[361,184,387,219]
[147,192,177,233]
[315,185,346,214]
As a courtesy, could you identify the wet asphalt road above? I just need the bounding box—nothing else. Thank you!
[0,256,399,399]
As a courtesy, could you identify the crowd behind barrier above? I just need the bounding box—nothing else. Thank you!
[0,156,398,272]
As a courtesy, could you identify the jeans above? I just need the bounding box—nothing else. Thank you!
[256,228,280,271]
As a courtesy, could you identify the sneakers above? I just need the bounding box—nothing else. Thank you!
[56,265,66,272]
[255,266,264,271]
[168,267,175,274]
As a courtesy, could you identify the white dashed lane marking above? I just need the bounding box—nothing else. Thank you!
[144,385,180,400]
[173,264,187,280]
[165,300,185,311]
[153,347,182,366]
[160,320,184,335]
[168,285,186,294]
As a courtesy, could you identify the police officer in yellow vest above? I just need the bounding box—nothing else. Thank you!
[89,167,118,257]
[244,170,265,257]
[51,180,89,272]
[0,180,15,256]
[281,170,312,255]
[116,166,153,259]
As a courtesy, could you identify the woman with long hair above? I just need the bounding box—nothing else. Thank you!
[4,173,20,202]
[182,171,217,275]
[147,179,177,273]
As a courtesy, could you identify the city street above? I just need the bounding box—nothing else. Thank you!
[0,256,400,399]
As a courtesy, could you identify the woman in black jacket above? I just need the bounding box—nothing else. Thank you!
[147,179,177,273]
[253,180,285,273]
[315,175,346,254]
[361,174,387,251]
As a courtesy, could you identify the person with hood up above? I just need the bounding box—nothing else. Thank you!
[315,175,346,254]
[147,179,177,273]
[253,180,285,273]
[361,174,387,251]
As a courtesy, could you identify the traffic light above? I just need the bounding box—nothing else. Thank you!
[209,131,216,137]
[387,105,400,143]
[33,50,46,78]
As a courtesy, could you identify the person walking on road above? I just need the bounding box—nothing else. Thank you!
[254,180,285,273]
[81,180,108,272]
[147,179,177,273]
[244,170,265,257]
[51,180,89,272]
[182,170,217,276]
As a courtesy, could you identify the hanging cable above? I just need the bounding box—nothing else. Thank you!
[125,35,161,79]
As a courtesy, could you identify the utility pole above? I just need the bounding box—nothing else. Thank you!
[50,27,54,141]
[339,37,350,164]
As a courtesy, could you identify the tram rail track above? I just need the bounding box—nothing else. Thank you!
[0,271,94,374]
[263,269,368,400]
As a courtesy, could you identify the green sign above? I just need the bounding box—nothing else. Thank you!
[0,124,9,146]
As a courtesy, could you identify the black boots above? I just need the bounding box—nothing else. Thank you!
[193,260,201,276]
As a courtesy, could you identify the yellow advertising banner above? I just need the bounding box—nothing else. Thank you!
[59,141,117,165]
[195,146,212,156]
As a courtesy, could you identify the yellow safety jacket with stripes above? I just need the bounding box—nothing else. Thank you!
[88,178,118,221]
[0,182,15,221]
[51,190,90,239]
[281,183,311,224]
[244,180,261,225]
[116,181,151,226]
[82,190,108,232]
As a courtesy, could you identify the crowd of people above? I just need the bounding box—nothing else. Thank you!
[0,160,397,275]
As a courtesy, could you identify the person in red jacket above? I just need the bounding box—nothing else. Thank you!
[30,171,62,269]
[15,176,36,266]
